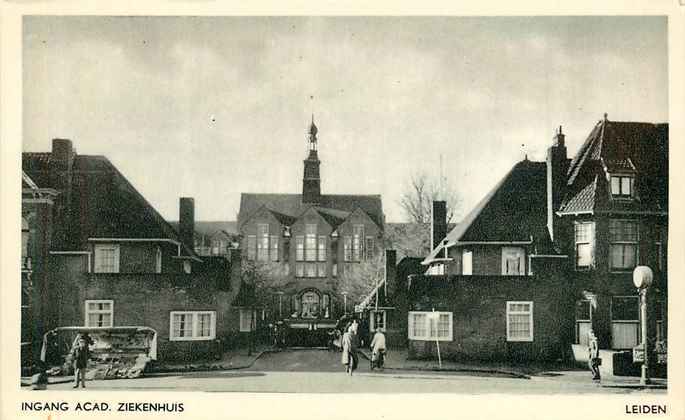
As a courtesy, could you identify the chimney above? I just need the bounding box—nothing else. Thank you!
[179,197,195,252]
[431,200,447,250]
[547,126,568,243]
[229,248,242,292]
[385,249,397,297]
[50,138,76,247]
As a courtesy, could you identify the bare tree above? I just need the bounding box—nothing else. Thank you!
[334,254,385,312]
[399,171,462,224]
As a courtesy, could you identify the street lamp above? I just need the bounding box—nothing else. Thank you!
[633,265,654,386]
[341,292,348,314]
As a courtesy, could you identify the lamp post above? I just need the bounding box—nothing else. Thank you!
[342,292,348,314]
[633,266,653,386]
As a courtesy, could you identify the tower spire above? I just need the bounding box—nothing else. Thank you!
[303,118,321,204]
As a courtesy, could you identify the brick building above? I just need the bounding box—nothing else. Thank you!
[236,120,385,345]
[22,139,241,363]
[412,116,668,364]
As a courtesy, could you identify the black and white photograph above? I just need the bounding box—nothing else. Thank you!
[2,4,684,420]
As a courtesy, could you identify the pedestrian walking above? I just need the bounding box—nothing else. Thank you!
[370,328,387,370]
[587,330,601,381]
[341,324,358,375]
[72,335,90,388]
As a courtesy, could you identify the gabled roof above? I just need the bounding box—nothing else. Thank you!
[423,159,547,264]
[238,193,384,229]
[23,152,196,257]
[560,119,668,214]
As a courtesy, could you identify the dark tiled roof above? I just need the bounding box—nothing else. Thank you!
[168,221,238,237]
[238,193,384,229]
[22,152,195,256]
[423,160,548,264]
[560,120,668,214]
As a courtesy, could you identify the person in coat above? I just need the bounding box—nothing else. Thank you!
[341,324,358,375]
[72,336,90,388]
[370,328,387,370]
[588,330,601,381]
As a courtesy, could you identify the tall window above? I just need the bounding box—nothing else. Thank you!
[611,296,639,349]
[365,237,375,260]
[343,236,352,262]
[305,224,317,262]
[352,225,364,261]
[611,175,634,198]
[501,247,525,275]
[462,249,473,275]
[270,235,279,262]
[306,263,316,278]
[257,224,269,261]
[239,309,254,332]
[317,236,327,261]
[506,301,533,342]
[317,263,326,277]
[247,235,257,261]
[609,220,638,271]
[94,244,120,273]
[574,222,594,270]
[295,236,304,261]
[408,311,452,341]
[155,246,162,273]
[295,263,304,278]
[85,300,113,327]
[575,299,592,346]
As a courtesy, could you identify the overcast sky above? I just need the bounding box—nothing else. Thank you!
[23,16,668,222]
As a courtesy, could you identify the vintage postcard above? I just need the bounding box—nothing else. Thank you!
[1,2,684,420]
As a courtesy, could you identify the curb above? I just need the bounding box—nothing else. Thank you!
[357,351,530,379]
[145,349,270,377]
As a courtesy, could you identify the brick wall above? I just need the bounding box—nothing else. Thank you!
[406,257,574,362]
[49,256,240,362]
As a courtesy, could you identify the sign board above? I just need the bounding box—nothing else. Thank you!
[633,344,645,363]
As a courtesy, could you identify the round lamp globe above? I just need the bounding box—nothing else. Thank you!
[633,266,654,289]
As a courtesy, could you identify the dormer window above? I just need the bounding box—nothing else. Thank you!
[610,175,633,198]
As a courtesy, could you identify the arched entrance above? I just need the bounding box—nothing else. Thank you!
[283,289,337,347]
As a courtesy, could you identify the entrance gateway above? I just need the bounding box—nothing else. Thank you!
[279,288,338,347]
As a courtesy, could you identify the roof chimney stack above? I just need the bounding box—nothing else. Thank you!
[547,126,568,244]
[431,200,447,250]
[179,197,195,252]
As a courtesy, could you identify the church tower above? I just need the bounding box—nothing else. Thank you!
[302,116,321,204]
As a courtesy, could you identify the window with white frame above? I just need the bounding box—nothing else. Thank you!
[85,300,113,327]
[408,311,452,341]
[317,236,326,261]
[343,236,352,262]
[94,244,120,273]
[295,263,304,278]
[575,299,592,346]
[370,310,387,332]
[506,301,534,342]
[609,220,638,271]
[611,296,639,349]
[462,249,473,275]
[501,247,525,275]
[239,309,255,332]
[247,235,257,261]
[352,225,364,261]
[332,263,338,277]
[155,246,162,273]
[317,262,326,277]
[305,224,317,262]
[574,222,594,270]
[610,175,634,198]
[170,311,216,340]
[270,235,279,262]
[365,237,375,260]
[295,235,304,261]
[257,224,269,261]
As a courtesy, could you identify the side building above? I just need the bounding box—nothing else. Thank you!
[22,139,241,365]
[236,120,385,346]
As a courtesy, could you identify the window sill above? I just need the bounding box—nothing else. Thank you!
[169,336,216,342]
[506,338,534,342]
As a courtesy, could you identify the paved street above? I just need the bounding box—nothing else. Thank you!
[45,350,664,394]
